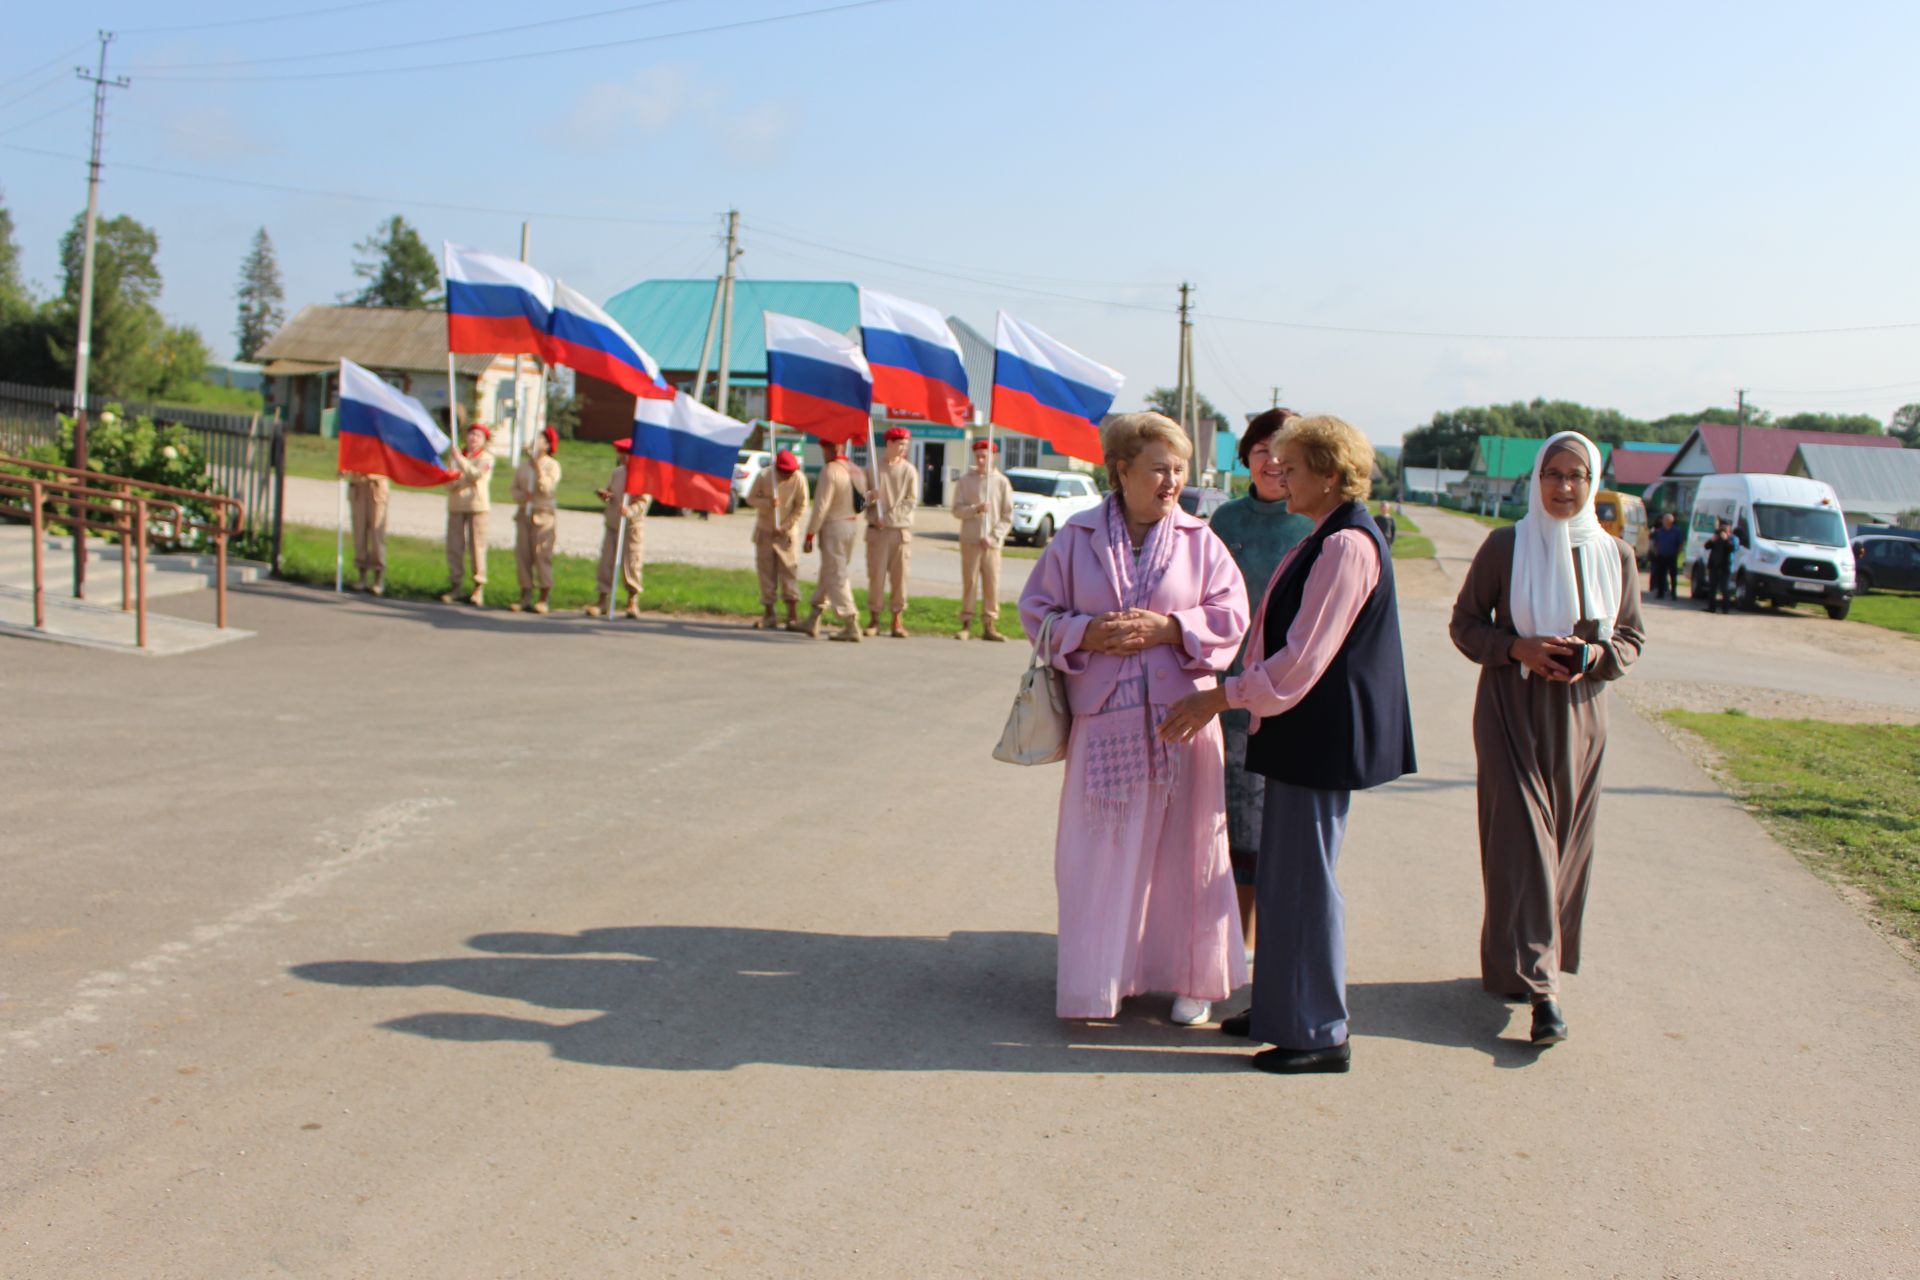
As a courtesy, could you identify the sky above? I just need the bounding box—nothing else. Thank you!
[3,0,1918,445]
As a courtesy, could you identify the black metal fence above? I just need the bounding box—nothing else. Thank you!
[0,380,285,562]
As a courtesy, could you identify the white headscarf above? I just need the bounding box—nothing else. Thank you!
[1509,431,1621,644]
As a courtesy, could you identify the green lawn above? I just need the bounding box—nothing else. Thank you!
[1383,508,1434,561]
[285,435,622,515]
[1845,590,1920,637]
[276,521,1025,635]
[1663,711,1920,946]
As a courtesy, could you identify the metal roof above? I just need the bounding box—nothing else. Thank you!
[1471,435,1615,479]
[255,305,494,376]
[1791,443,1920,513]
[1605,449,1673,486]
[1682,422,1901,475]
[600,279,858,381]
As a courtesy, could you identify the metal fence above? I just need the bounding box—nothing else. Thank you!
[0,380,285,562]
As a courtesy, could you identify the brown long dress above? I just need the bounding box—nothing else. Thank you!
[1449,526,1645,997]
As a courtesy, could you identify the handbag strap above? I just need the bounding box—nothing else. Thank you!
[1028,611,1057,671]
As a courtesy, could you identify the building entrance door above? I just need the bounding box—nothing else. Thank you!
[917,442,946,507]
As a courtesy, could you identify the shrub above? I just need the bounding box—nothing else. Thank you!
[54,406,217,547]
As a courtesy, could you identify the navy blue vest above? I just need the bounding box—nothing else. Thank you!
[1245,501,1417,791]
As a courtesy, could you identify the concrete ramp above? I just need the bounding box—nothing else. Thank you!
[0,525,260,655]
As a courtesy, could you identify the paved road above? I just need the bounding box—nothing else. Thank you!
[282,474,1038,605]
[4,565,1917,1275]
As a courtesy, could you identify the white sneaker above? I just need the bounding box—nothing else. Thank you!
[1170,997,1212,1026]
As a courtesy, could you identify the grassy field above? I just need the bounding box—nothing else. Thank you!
[1843,590,1920,637]
[1384,508,1434,561]
[277,521,1025,635]
[1663,711,1920,947]
[285,435,623,515]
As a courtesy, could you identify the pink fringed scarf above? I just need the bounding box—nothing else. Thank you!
[1082,494,1182,829]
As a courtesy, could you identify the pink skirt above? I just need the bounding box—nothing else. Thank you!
[1052,714,1247,1018]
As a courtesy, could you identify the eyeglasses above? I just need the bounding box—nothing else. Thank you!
[1541,468,1591,488]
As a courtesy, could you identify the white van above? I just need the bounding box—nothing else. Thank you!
[1686,473,1856,619]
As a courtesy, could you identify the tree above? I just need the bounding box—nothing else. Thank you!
[0,188,27,320]
[1144,385,1224,425]
[44,211,168,398]
[152,323,211,402]
[234,227,285,359]
[0,188,51,383]
[1770,411,1884,436]
[1891,404,1920,449]
[346,214,440,308]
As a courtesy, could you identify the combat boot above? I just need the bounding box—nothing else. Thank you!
[585,592,609,618]
[982,618,1007,642]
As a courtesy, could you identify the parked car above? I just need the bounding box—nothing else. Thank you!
[1177,486,1232,521]
[1685,473,1855,619]
[1007,468,1102,546]
[732,450,771,506]
[1853,535,1920,594]
[1594,488,1649,564]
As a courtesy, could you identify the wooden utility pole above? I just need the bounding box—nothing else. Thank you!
[1175,282,1195,446]
[69,30,128,598]
[1270,386,1280,410]
[714,210,742,414]
[1735,388,1747,473]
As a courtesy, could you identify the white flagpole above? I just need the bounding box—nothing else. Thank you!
[865,412,886,624]
[334,477,345,593]
[983,410,996,634]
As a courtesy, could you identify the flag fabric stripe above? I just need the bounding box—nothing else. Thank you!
[337,431,462,488]
[625,391,754,514]
[765,311,873,444]
[990,311,1123,466]
[858,288,972,427]
[991,350,1116,427]
[987,385,1104,463]
[767,385,872,445]
[548,281,673,400]
[336,359,459,487]
[767,350,872,413]
[445,244,552,357]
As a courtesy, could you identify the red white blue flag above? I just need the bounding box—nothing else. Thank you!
[765,311,873,445]
[858,288,971,427]
[445,243,552,357]
[990,311,1124,464]
[547,280,673,401]
[336,359,460,488]
[626,391,754,515]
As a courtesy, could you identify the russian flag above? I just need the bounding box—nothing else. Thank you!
[444,242,553,356]
[765,311,873,445]
[858,288,971,427]
[990,311,1124,464]
[546,281,673,401]
[625,391,754,515]
[336,359,460,488]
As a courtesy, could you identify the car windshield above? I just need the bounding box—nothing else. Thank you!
[1008,474,1056,495]
[1754,503,1846,547]
[1594,500,1617,522]
[1176,491,1201,514]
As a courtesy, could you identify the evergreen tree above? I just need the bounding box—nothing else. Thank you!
[346,214,441,308]
[1891,404,1920,449]
[0,188,27,319]
[234,226,285,359]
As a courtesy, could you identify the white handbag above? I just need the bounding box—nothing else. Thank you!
[993,612,1071,766]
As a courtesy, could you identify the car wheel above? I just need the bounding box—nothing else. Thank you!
[1034,515,1054,547]
[1856,570,1873,594]
[1689,562,1706,600]
[1736,574,1758,611]
[1825,598,1852,621]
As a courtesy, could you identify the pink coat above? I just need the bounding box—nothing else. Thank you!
[1018,505,1250,716]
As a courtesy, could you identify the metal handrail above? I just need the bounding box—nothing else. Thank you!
[0,453,246,647]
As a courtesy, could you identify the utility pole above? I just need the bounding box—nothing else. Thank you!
[1270,386,1280,410]
[1735,387,1747,473]
[1175,281,1195,447]
[714,210,742,415]
[70,30,129,598]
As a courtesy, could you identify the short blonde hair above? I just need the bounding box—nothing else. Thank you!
[1279,415,1374,502]
[1101,411,1193,488]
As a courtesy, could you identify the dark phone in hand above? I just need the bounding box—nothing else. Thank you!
[1551,643,1588,675]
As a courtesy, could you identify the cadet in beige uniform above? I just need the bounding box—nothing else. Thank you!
[587,439,646,619]
[802,440,863,643]
[341,469,390,594]
[951,437,1015,641]
[863,425,920,638]
[510,426,561,614]
[439,423,494,606]
[748,448,809,630]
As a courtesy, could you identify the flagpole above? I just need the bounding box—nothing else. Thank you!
[865,411,886,623]
[335,476,345,594]
[983,408,995,635]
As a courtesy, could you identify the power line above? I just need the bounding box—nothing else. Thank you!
[128,0,906,82]
[1745,376,1920,396]
[126,0,699,72]
[0,96,88,141]
[747,219,1173,291]
[0,140,710,227]
[1199,309,1920,342]
[123,0,417,35]
[0,41,91,95]
[0,70,73,115]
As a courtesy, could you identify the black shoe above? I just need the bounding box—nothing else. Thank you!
[1498,991,1530,1003]
[1530,999,1568,1045]
[1251,1041,1351,1074]
[1219,1011,1251,1038]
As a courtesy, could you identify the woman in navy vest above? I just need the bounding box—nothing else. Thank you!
[1160,415,1415,1073]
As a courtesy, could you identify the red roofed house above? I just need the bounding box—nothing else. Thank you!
[1642,422,1902,517]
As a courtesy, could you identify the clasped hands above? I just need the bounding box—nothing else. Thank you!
[1509,634,1586,683]
[1080,608,1178,656]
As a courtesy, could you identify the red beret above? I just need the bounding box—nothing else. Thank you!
[542,427,559,456]
[467,423,493,441]
[883,426,911,443]
[972,439,999,452]
[775,449,800,473]
[613,439,632,453]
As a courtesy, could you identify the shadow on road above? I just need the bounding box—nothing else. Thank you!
[296,929,1554,1073]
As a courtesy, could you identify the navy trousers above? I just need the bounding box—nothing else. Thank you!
[1249,781,1352,1049]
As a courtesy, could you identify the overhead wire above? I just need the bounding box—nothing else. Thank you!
[0,97,89,141]
[0,41,91,95]
[123,0,418,35]
[125,0,700,71]
[126,0,907,83]
[0,70,75,115]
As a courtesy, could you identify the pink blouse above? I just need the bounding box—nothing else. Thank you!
[1223,526,1381,731]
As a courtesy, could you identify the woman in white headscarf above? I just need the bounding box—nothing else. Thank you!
[1449,431,1644,1046]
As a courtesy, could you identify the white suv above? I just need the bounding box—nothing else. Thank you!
[731,450,771,506]
[1007,468,1102,546]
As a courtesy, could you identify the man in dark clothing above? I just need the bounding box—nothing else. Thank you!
[1704,519,1740,612]
[1649,512,1685,600]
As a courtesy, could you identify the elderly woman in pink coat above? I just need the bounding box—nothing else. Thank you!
[1018,412,1251,1026]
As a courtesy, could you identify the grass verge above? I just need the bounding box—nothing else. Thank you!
[277,521,1026,635]
[1383,508,1434,561]
[1842,590,1920,637]
[1662,710,1920,948]
[286,435,624,515]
